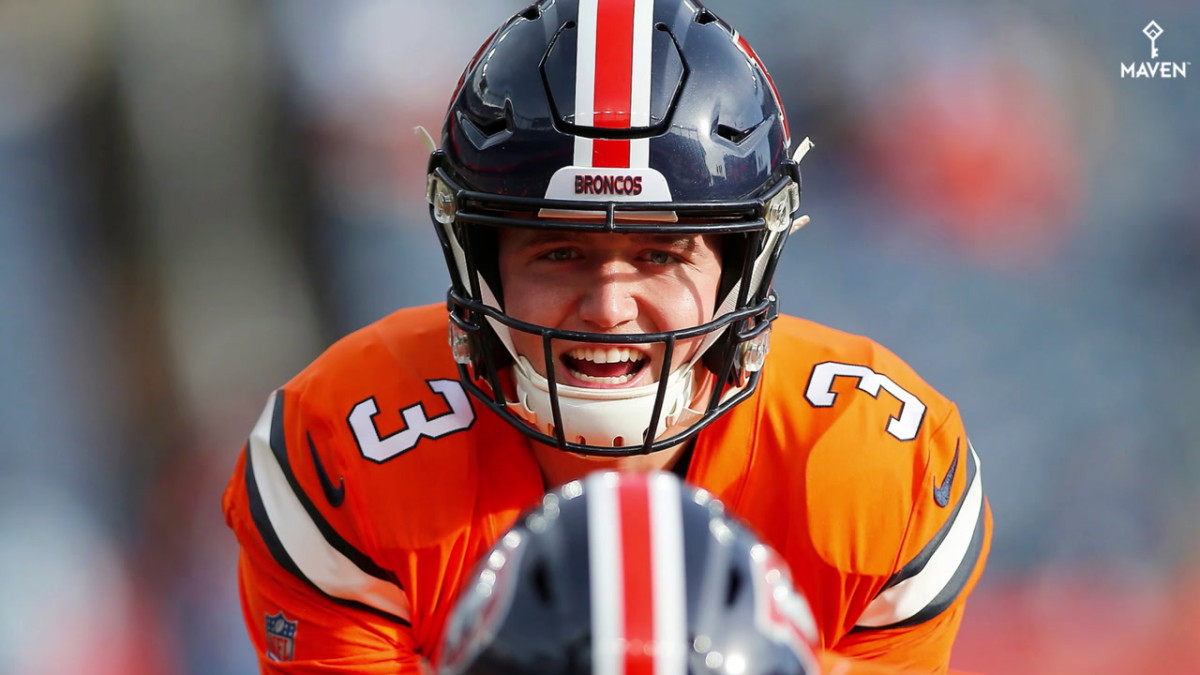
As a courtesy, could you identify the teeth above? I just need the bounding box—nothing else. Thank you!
[572,372,638,385]
[566,347,645,364]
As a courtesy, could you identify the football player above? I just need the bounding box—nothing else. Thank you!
[223,1,991,673]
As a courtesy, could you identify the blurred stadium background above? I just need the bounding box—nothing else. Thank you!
[1,0,1197,672]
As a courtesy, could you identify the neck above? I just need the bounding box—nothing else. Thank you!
[530,441,688,489]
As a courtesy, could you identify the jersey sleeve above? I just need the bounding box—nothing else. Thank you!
[223,389,421,673]
[833,407,993,673]
[237,547,421,674]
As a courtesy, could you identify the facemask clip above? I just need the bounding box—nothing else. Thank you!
[427,174,457,225]
[448,321,473,365]
[739,329,771,373]
[764,182,800,232]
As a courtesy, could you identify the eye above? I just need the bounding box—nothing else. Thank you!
[644,250,677,265]
[542,248,578,262]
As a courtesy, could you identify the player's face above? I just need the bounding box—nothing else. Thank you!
[497,229,723,389]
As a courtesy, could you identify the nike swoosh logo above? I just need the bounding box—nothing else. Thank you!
[933,442,960,508]
[308,431,345,507]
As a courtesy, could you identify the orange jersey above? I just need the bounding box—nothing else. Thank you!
[223,304,991,674]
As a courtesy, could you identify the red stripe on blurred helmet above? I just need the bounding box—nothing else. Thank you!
[618,473,655,675]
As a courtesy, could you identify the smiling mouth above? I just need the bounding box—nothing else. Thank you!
[560,346,648,385]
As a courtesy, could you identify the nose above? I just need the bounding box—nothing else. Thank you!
[576,264,639,330]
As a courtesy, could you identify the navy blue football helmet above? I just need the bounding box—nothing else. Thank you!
[427,0,805,455]
[437,471,821,675]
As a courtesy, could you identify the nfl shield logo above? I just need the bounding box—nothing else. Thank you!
[265,612,298,662]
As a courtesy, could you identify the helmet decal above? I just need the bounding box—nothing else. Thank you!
[543,166,673,202]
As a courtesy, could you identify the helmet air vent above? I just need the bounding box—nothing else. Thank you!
[466,106,508,135]
[725,566,744,608]
[531,560,554,606]
[716,121,762,145]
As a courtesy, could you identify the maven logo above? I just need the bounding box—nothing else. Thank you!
[1121,21,1189,78]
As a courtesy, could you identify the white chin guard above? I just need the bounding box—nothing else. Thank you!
[508,356,697,450]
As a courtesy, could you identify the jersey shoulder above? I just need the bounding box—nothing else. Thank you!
[767,314,955,419]
[222,303,544,617]
[720,315,989,634]
[279,303,489,538]
[288,303,457,397]
[243,302,537,546]
[757,314,971,533]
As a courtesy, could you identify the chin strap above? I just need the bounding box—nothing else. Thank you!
[508,355,700,449]
[791,137,814,234]
[792,136,815,163]
[414,125,437,153]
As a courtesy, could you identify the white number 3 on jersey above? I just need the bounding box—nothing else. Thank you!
[804,362,926,441]
[349,379,475,462]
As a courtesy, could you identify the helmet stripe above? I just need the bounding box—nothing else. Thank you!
[593,0,635,130]
[574,0,599,165]
[648,473,687,675]
[574,0,654,169]
[587,471,689,675]
[629,0,654,167]
[588,472,625,675]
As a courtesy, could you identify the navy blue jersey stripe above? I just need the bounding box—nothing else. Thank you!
[244,441,308,583]
[880,493,988,629]
[849,443,984,633]
[881,440,976,591]
[244,392,413,627]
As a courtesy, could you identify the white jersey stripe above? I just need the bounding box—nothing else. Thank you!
[649,473,687,675]
[248,392,413,621]
[855,444,984,627]
[588,472,624,675]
